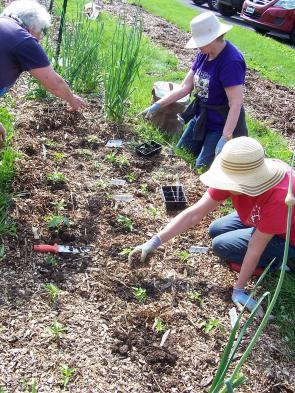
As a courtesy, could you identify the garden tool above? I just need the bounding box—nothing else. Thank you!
[33,243,90,254]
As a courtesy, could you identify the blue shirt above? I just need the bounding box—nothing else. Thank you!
[191,41,246,132]
[0,16,50,90]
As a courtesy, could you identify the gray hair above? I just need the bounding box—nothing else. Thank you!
[1,0,51,32]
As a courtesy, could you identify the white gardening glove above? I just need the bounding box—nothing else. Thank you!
[138,102,161,119]
[232,288,264,317]
[128,235,161,266]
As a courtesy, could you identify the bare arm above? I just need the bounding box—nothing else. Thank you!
[29,66,85,110]
[156,70,194,109]
[223,85,244,140]
[158,191,221,243]
[235,229,274,288]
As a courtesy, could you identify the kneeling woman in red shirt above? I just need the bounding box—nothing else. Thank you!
[129,137,295,312]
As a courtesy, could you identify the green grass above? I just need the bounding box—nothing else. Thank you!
[128,0,295,89]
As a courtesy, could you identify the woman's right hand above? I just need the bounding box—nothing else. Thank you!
[138,102,161,119]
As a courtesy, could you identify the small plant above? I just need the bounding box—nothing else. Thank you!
[48,321,67,339]
[125,172,136,183]
[0,387,6,393]
[60,364,76,389]
[119,247,133,257]
[153,318,166,333]
[46,215,70,230]
[96,179,109,189]
[202,318,223,334]
[78,149,92,160]
[189,290,202,303]
[94,161,102,169]
[140,183,148,196]
[176,250,191,263]
[52,152,65,162]
[47,172,66,184]
[116,214,134,232]
[43,139,55,148]
[105,152,117,164]
[51,199,66,212]
[21,378,37,393]
[105,153,129,168]
[44,283,60,304]
[0,245,6,261]
[132,286,148,303]
[147,206,160,219]
[45,254,59,267]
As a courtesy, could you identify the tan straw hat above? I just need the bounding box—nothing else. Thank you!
[200,137,286,196]
[186,12,232,49]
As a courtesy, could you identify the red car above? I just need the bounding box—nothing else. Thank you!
[241,0,295,44]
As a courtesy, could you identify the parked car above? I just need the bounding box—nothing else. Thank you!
[193,0,219,11]
[241,0,295,43]
[216,0,244,16]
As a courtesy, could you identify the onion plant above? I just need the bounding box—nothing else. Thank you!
[103,12,143,122]
[209,152,295,392]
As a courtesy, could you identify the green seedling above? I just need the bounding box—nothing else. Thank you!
[21,378,37,393]
[116,214,134,232]
[189,290,202,303]
[45,254,59,267]
[140,183,148,196]
[48,321,67,339]
[176,250,191,263]
[105,152,117,164]
[0,387,6,393]
[51,199,66,212]
[132,286,148,303]
[44,283,60,304]
[60,364,76,389]
[43,139,55,148]
[125,172,136,183]
[105,153,129,168]
[47,172,66,184]
[52,152,65,162]
[46,215,70,230]
[119,247,133,257]
[96,179,109,189]
[78,149,92,160]
[86,135,100,143]
[94,161,102,169]
[147,206,160,219]
[202,317,223,334]
[153,318,166,333]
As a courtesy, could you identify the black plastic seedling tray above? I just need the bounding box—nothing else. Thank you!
[135,141,162,157]
[161,185,187,211]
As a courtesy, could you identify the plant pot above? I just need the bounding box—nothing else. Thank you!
[161,185,187,211]
[136,141,162,157]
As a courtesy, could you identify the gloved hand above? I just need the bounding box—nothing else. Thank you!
[215,135,228,155]
[128,235,161,266]
[232,288,263,317]
[138,102,161,119]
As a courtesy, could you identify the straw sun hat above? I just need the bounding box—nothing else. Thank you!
[186,12,232,48]
[200,137,286,197]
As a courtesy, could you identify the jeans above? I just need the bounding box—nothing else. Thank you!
[176,116,223,168]
[0,86,12,97]
[208,212,295,269]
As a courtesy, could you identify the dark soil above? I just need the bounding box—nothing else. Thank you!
[0,1,294,392]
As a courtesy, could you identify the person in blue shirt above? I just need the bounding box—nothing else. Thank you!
[141,12,248,170]
[0,0,86,146]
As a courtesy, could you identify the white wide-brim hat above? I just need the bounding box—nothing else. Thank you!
[200,137,286,197]
[186,11,232,48]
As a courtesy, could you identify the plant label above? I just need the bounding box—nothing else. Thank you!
[106,139,123,148]
[188,246,209,254]
[113,194,134,202]
[110,178,126,186]
[229,307,238,329]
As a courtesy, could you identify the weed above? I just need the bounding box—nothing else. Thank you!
[51,199,66,212]
[202,318,223,334]
[119,247,133,257]
[153,318,166,333]
[48,321,67,339]
[47,172,66,184]
[116,214,134,232]
[125,172,136,183]
[132,286,148,303]
[189,290,202,303]
[105,152,129,168]
[44,139,55,148]
[52,152,65,162]
[176,250,190,263]
[44,283,60,304]
[46,215,70,230]
[147,206,160,219]
[140,183,148,196]
[60,364,76,389]
[96,179,109,189]
[45,254,59,267]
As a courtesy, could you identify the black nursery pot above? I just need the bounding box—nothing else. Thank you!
[161,185,187,211]
[135,141,162,157]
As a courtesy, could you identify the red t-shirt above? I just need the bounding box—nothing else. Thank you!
[208,169,295,246]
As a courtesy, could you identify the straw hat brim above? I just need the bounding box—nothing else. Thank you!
[199,155,286,197]
[185,23,232,49]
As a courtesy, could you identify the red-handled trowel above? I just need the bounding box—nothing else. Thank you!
[33,243,90,254]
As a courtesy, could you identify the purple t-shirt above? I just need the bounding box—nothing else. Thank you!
[191,41,246,132]
[0,16,50,90]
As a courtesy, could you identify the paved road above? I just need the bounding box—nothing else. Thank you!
[177,0,294,48]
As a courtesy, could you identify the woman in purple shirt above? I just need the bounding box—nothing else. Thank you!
[141,12,248,170]
[0,0,86,146]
